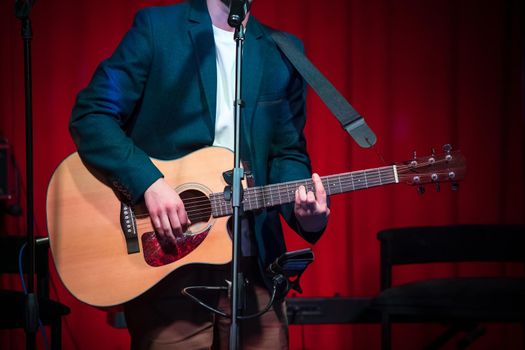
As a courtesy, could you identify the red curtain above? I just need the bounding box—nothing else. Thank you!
[1,0,523,349]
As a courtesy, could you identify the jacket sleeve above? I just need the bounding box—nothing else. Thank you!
[267,34,327,244]
[69,9,163,204]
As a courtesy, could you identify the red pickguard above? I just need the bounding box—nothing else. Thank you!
[141,229,211,267]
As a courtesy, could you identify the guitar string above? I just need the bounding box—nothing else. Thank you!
[132,171,399,219]
[145,158,460,219]
[131,171,394,213]
[241,157,457,197]
[146,158,453,209]
[132,173,397,221]
[135,215,211,229]
[251,159,457,195]
[225,161,456,211]
[133,178,452,227]
[135,171,396,225]
[134,171,396,226]
[130,158,459,220]
[132,167,451,221]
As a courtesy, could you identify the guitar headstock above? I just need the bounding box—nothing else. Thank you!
[396,144,466,192]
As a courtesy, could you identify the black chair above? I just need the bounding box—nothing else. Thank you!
[371,224,525,350]
[0,236,70,350]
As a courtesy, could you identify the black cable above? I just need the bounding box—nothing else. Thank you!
[182,276,281,320]
[182,285,229,318]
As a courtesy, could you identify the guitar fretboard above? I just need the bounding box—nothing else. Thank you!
[209,165,398,218]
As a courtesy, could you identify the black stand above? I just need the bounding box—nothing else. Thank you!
[14,1,38,350]
[227,24,246,350]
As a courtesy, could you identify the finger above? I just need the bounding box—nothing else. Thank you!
[186,210,192,226]
[168,209,183,236]
[312,173,327,207]
[177,206,190,232]
[151,215,162,235]
[306,190,317,206]
[160,213,176,243]
[294,188,302,211]
[298,185,307,202]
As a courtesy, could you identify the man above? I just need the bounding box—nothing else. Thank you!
[70,0,329,348]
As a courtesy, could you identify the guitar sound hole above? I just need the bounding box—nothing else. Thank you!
[179,189,212,225]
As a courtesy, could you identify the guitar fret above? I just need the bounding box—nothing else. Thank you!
[246,189,252,210]
[210,194,216,216]
[251,188,258,211]
[360,171,367,189]
[328,178,334,195]
[324,178,331,196]
[211,195,217,216]
[246,189,253,211]
[258,187,264,208]
[303,181,309,193]
[357,171,366,190]
[256,187,263,209]
[251,189,258,211]
[263,187,270,207]
[257,187,264,208]
[219,197,224,216]
[287,183,293,202]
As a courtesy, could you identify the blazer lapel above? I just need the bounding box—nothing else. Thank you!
[188,0,217,126]
[241,18,266,160]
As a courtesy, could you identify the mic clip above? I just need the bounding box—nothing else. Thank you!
[267,248,314,299]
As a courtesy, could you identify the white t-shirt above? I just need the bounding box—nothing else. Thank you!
[212,25,236,151]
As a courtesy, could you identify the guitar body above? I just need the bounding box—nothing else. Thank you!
[46,147,234,307]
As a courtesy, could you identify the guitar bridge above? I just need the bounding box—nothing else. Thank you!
[121,202,139,254]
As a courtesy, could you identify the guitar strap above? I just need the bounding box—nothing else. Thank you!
[270,31,377,148]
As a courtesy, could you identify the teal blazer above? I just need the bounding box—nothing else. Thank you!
[70,0,322,268]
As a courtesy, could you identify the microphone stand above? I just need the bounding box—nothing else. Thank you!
[228,23,246,350]
[14,1,38,350]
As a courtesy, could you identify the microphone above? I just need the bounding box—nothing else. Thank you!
[227,0,250,28]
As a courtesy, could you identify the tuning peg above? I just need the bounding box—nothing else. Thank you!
[410,150,418,167]
[428,147,436,164]
[443,144,453,161]
[417,186,425,195]
[435,182,441,192]
[451,182,459,191]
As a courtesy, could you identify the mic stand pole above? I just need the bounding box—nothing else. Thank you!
[14,2,38,350]
[228,24,245,350]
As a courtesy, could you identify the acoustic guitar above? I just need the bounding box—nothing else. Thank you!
[46,145,465,307]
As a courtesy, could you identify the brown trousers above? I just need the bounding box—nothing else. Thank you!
[124,260,288,350]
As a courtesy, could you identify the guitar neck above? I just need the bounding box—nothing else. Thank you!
[210,165,399,217]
